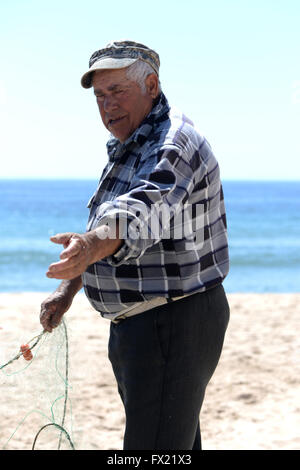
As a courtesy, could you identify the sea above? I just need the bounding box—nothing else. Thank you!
[0,179,299,293]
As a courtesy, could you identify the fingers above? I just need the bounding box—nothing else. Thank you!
[47,246,84,279]
[40,301,63,333]
[50,233,73,243]
[47,234,87,280]
[60,237,84,260]
[50,233,73,246]
[40,305,57,333]
[41,316,62,333]
[47,259,83,280]
[41,317,60,333]
[47,257,77,273]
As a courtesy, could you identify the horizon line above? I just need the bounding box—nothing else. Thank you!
[0,177,299,183]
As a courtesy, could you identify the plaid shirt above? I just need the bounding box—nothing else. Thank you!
[82,92,229,320]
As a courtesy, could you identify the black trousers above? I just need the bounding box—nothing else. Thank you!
[108,284,230,450]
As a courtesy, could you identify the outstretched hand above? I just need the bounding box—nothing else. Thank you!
[46,232,91,280]
[46,227,122,281]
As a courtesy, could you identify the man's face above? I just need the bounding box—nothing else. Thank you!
[92,68,157,142]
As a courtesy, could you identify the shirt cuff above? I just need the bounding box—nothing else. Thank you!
[95,213,141,266]
[106,240,132,266]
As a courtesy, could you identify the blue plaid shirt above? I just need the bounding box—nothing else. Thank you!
[82,92,229,320]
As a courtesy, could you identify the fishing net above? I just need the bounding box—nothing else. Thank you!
[0,319,75,450]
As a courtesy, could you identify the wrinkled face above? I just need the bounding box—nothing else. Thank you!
[92,68,158,142]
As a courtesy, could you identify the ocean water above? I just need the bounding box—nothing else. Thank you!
[0,179,299,293]
[223,180,300,293]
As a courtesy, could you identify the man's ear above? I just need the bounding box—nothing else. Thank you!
[145,73,159,98]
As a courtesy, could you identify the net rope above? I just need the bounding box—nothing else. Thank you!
[0,319,75,450]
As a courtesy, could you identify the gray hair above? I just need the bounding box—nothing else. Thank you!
[126,60,161,94]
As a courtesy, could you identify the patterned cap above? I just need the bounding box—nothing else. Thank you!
[81,40,160,89]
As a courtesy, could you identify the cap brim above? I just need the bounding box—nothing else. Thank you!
[81,57,138,88]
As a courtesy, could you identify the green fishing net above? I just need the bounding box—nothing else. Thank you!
[0,320,75,450]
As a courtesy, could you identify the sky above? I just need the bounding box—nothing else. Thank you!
[1,0,300,181]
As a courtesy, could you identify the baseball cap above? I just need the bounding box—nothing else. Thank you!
[81,40,160,89]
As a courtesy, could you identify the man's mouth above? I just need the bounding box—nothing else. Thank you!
[108,116,125,127]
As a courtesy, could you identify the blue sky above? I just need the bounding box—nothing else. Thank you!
[1,0,300,180]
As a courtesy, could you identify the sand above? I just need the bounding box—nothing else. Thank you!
[0,291,299,450]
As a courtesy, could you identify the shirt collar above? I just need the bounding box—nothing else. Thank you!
[106,92,170,161]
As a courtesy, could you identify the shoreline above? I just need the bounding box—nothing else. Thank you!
[0,292,299,450]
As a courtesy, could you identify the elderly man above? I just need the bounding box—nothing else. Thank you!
[40,40,230,450]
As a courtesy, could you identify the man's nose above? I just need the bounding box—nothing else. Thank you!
[103,95,118,112]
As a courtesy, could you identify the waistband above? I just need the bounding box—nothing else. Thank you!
[110,292,196,324]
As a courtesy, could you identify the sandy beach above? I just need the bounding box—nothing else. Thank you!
[0,291,299,450]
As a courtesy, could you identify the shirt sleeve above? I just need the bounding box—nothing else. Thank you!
[94,143,206,266]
